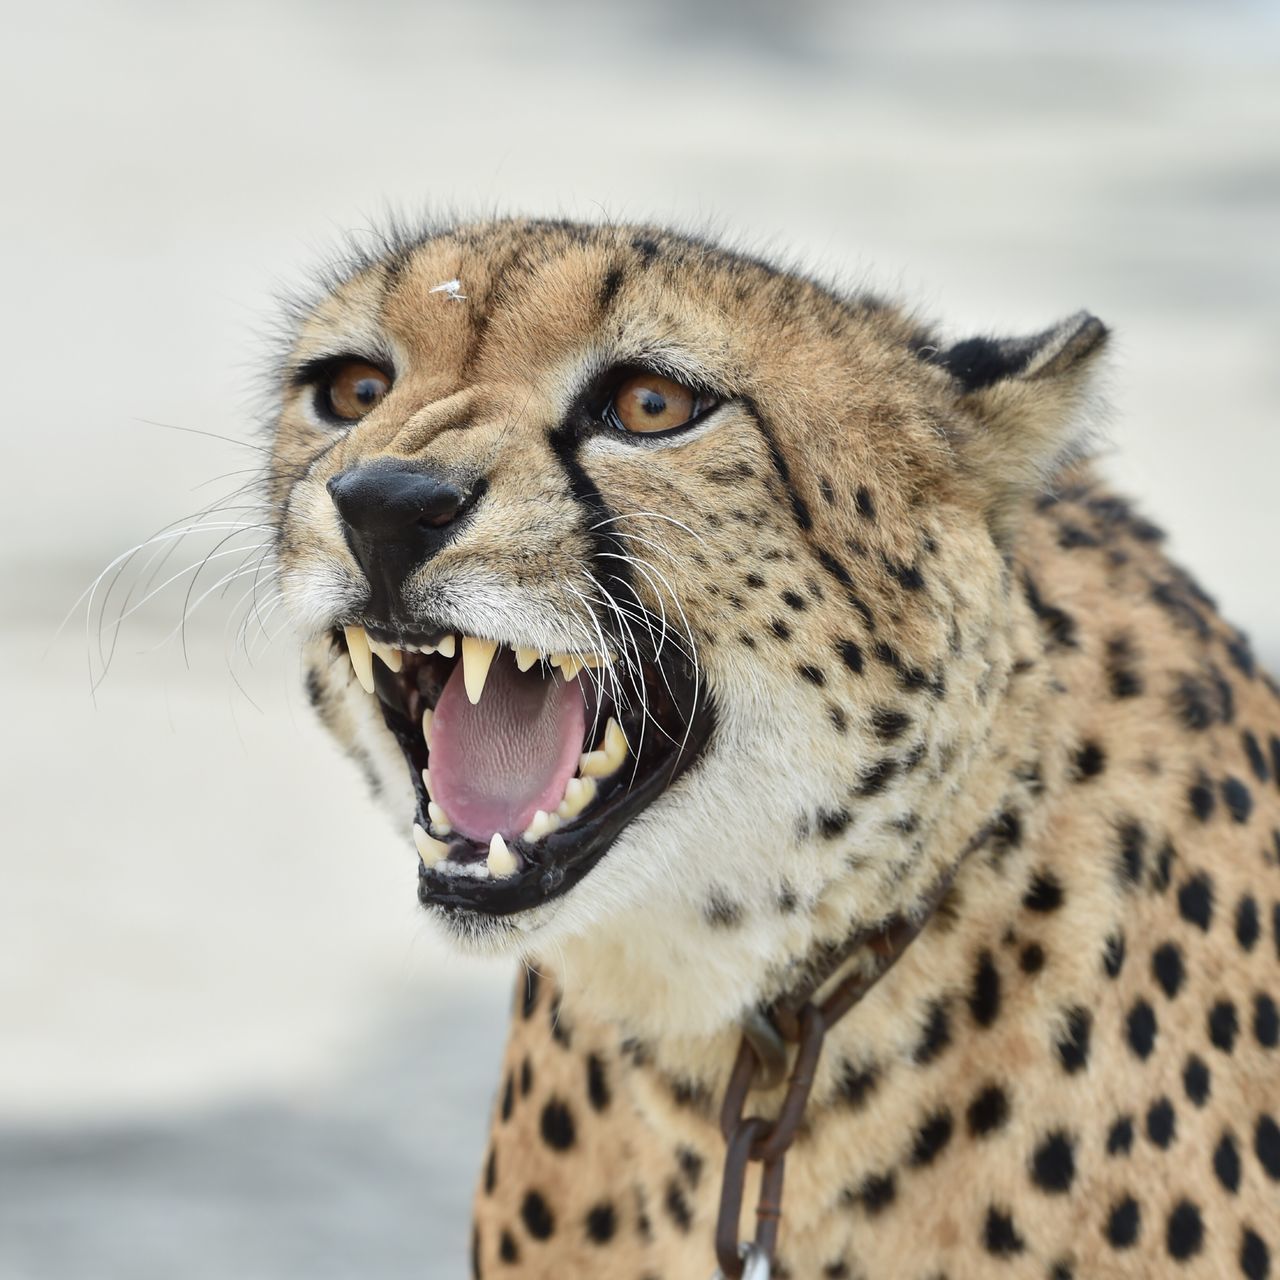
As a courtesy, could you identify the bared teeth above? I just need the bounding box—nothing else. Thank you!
[522,809,561,843]
[557,775,597,820]
[435,634,457,658]
[579,716,628,779]
[487,832,518,878]
[514,646,540,672]
[421,706,434,747]
[413,822,450,863]
[427,801,452,835]
[343,625,376,695]
[461,635,499,704]
[368,637,403,672]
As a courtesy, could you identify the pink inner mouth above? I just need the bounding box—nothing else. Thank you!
[428,649,587,842]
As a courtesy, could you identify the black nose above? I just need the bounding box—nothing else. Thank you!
[327,461,470,620]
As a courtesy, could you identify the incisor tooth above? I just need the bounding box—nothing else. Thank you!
[461,636,499,704]
[413,823,450,863]
[427,801,452,835]
[515,646,540,672]
[487,832,518,878]
[557,775,597,820]
[522,809,561,842]
[343,625,376,695]
[422,767,433,795]
[579,716,629,779]
[368,637,403,672]
[552,653,583,681]
[435,634,456,658]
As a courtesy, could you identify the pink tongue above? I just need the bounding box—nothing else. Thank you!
[429,650,586,842]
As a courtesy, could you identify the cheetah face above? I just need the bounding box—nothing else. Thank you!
[268,219,1105,965]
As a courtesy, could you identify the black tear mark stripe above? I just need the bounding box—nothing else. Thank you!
[742,397,813,533]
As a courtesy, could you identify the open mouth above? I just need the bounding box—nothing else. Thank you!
[334,623,715,916]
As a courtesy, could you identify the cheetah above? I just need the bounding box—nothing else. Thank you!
[266,218,1280,1278]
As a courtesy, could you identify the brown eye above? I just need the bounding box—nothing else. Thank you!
[325,361,391,421]
[609,372,705,435]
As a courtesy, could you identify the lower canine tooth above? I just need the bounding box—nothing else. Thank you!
[343,625,376,695]
[413,822,450,863]
[487,832,518,878]
[461,635,499,704]
[557,775,597,820]
[368,638,403,671]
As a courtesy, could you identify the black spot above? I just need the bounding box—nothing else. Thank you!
[1237,895,1261,951]
[1209,999,1238,1053]
[1115,821,1145,889]
[540,1099,576,1151]
[1146,1097,1176,1149]
[1183,1055,1211,1107]
[1107,1116,1134,1156]
[967,1084,1010,1137]
[1105,635,1144,698]
[1031,1131,1076,1193]
[1073,741,1106,779]
[1049,1263,1074,1280]
[1023,573,1078,649]
[781,588,807,611]
[596,264,625,312]
[798,663,827,686]
[983,1206,1026,1256]
[304,668,325,707]
[969,951,1001,1028]
[1152,841,1175,893]
[1215,1132,1242,1192]
[1256,1114,1280,1180]
[818,808,852,838]
[914,1000,952,1064]
[1178,873,1214,931]
[910,1110,954,1167]
[664,1179,693,1232]
[871,707,912,742]
[521,1190,555,1240]
[1126,1000,1158,1060]
[1020,943,1046,974]
[855,486,876,520]
[1024,871,1064,913]
[1243,730,1271,782]
[584,1202,616,1244]
[856,1172,896,1215]
[500,1072,514,1122]
[1058,522,1100,549]
[827,704,848,733]
[484,1147,496,1194]
[704,894,742,927]
[1255,993,1279,1048]
[1106,1196,1142,1249]
[1103,932,1127,979]
[777,883,799,913]
[1188,772,1217,821]
[1271,736,1280,785]
[1241,1229,1271,1280]
[1173,675,1219,731]
[499,1229,518,1263]
[586,1053,610,1111]
[1222,776,1254,823]
[1056,1007,1092,1074]
[835,639,864,673]
[856,758,899,797]
[1152,942,1184,998]
[677,1146,703,1188]
[883,554,925,591]
[1166,1201,1204,1261]
[521,967,540,1018]
[769,618,792,641]
[548,993,571,1048]
[836,1059,879,1109]
[519,1058,533,1096]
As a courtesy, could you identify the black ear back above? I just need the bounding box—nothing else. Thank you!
[929,313,1109,393]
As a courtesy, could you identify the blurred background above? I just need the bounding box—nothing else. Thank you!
[2,0,1277,1275]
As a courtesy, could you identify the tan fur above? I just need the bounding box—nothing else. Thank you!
[267,220,1280,1278]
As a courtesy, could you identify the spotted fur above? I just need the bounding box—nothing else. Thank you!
[267,219,1280,1278]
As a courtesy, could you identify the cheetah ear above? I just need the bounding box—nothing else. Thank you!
[934,311,1110,538]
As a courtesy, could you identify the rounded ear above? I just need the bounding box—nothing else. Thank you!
[932,312,1110,540]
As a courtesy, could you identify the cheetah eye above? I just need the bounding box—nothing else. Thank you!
[605,372,715,436]
[322,360,392,422]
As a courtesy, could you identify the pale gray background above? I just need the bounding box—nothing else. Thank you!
[3,1,1278,1277]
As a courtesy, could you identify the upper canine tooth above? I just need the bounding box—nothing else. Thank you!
[413,822,450,863]
[368,638,403,672]
[487,832,518,878]
[435,634,457,658]
[515,646,540,673]
[461,636,499,704]
[343,625,376,695]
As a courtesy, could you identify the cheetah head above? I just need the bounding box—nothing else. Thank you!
[268,219,1107,1029]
